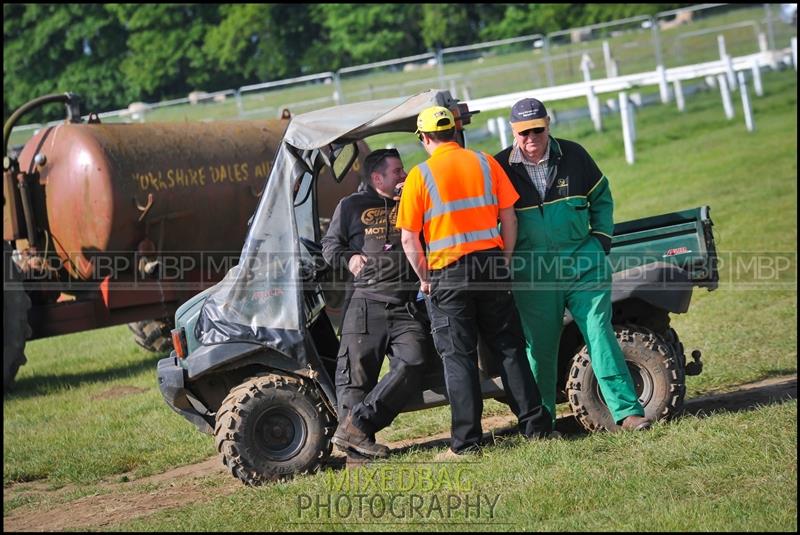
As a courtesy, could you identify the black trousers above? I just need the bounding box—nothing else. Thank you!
[426,249,552,452]
[335,298,430,435]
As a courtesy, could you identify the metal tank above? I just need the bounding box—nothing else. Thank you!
[14,118,362,281]
[16,119,289,280]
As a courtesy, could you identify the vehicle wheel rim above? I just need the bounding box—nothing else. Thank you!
[255,407,308,461]
[593,362,655,408]
[627,362,654,406]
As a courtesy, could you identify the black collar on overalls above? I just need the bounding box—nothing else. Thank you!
[510,136,563,212]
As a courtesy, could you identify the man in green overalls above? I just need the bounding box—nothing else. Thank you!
[494,98,651,431]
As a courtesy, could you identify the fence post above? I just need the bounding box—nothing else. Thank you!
[333,72,345,105]
[587,84,603,132]
[582,54,604,131]
[602,41,618,78]
[737,71,755,132]
[235,90,244,117]
[657,65,670,104]
[436,47,446,89]
[718,74,735,119]
[496,117,509,150]
[580,53,594,83]
[673,79,685,112]
[764,3,776,52]
[750,60,763,97]
[650,16,664,69]
[619,92,635,165]
[758,32,769,53]
[718,35,737,90]
[543,37,555,87]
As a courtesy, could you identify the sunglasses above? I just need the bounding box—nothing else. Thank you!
[517,127,546,137]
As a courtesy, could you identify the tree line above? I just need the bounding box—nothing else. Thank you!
[3,4,690,122]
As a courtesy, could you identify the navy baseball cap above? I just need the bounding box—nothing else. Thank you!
[509,98,548,133]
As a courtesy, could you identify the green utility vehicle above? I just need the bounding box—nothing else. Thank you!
[157,90,718,485]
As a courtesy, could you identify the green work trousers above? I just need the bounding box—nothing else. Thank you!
[512,235,644,425]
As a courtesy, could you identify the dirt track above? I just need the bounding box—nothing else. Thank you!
[4,374,796,532]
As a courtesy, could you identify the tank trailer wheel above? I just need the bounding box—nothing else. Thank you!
[4,243,32,393]
[214,374,335,486]
[128,317,175,353]
[566,325,685,432]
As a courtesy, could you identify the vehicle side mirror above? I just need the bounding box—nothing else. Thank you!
[331,143,358,183]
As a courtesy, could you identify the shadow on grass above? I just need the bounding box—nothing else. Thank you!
[4,354,165,400]
[680,375,797,418]
[324,374,798,471]
[323,412,592,472]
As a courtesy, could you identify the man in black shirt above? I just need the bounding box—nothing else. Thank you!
[322,148,429,459]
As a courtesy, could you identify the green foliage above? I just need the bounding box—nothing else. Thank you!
[106,4,221,99]
[0,3,758,126]
[482,4,586,39]
[2,4,130,121]
[419,4,499,50]
[312,4,423,69]
[203,4,322,82]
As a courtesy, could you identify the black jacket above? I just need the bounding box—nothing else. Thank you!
[321,184,418,304]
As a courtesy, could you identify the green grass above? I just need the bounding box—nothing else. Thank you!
[3,67,796,531]
[3,326,215,487]
[107,401,799,531]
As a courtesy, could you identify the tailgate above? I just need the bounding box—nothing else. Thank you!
[610,206,718,288]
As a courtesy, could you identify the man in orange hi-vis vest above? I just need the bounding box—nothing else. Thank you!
[396,106,557,459]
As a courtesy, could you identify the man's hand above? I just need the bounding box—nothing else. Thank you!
[420,280,431,295]
[348,254,367,277]
[392,181,405,201]
[498,206,518,262]
[401,229,430,294]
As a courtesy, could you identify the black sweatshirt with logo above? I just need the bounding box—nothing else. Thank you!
[321,183,418,304]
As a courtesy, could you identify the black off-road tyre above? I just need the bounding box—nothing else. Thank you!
[128,317,174,353]
[638,314,687,373]
[4,243,32,393]
[214,374,335,486]
[663,327,687,371]
[566,325,685,432]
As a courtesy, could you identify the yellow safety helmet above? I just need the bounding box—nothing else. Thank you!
[416,106,455,134]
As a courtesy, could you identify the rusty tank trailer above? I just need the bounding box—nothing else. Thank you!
[3,93,364,390]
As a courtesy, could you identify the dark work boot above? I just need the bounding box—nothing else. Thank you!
[331,414,390,459]
[620,415,652,431]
